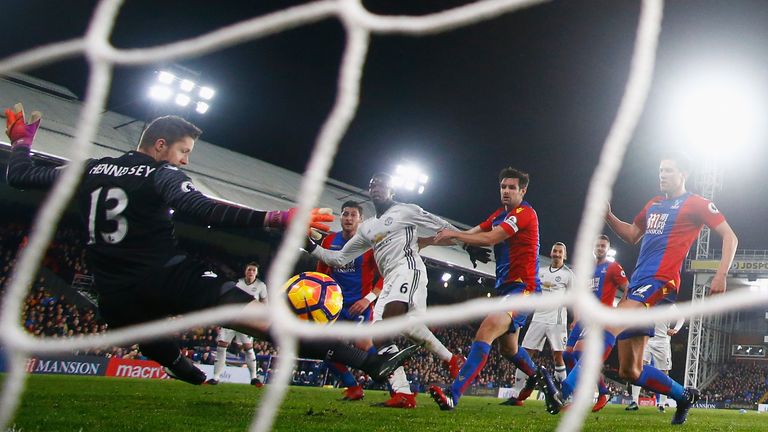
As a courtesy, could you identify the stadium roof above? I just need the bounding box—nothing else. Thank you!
[0,74,495,277]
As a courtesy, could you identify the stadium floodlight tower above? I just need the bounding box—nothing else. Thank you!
[148,69,215,115]
[669,68,764,389]
[390,163,429,195]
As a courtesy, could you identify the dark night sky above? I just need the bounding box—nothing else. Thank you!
[4,0,768,279]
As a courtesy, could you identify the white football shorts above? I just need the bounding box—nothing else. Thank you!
[373,266,427,322]
[522,321,568,351]
[217,327,253,345]
[643,341,672,371]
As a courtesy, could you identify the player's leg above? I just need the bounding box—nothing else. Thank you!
[657,370,669,412]
[559,296,646,401]
[324,308,366,400]
[430,311,510,410]
[546,324,568,382]
[96,274,208,386]
[649,343,670,411]
[370,300,417,407]
[620,334,696,424]
[134,338,205,385]
[210,329,233,384]
[563,321,582,374]
[196,269,418,382]
[396,269,460,375]
[502,334,540,405]
[239,335,262,386]
[501,322,541,406]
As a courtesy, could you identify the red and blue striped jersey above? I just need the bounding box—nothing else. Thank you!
[316,232,382,308]
[591,261,628,306]
[631,192,726,290]
[478,202,540,293]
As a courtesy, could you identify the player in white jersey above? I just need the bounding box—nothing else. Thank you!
[308,173,465,408]
[629,305,684,412]
[207,262,268,386]
[504,242,572,406]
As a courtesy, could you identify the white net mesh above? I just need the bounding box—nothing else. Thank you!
[2,0,766,430]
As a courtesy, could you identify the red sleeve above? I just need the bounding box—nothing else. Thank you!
[315,233,335,274]
[499,206,535,237]
[608,262,628,286]
[693,196,727,229]
[478,208,503,232]
[632,197,660,230]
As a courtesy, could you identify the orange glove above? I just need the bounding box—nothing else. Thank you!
[264,207,334,232]
[5,103,42,149]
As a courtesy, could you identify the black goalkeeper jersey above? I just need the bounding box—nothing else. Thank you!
[7,148,268,294]
[79,152,181,291]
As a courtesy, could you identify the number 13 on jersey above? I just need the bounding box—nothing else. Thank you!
[88,187,129,244]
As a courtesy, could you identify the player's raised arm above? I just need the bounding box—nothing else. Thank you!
[307,230,371,268]
[153,165,333,231]
[710,220,738,295]
[605,202,644,245]
[5,103,63,190]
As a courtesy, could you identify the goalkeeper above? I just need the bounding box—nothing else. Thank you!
[4,103,418,385]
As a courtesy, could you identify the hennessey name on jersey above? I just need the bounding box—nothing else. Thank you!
[88,163,157,178]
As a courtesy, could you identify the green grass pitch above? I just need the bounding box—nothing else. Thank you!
[7,375,762,431]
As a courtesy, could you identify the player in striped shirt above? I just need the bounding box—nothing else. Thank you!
[558,153,738,425]
[563,235,629,412]
[315,201,382,401]
[428,167,561,414]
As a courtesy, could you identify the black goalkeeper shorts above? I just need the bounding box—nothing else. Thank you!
[97,256,253,329]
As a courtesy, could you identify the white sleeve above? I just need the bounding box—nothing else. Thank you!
[408,205,457,233]
[258,281,268,302]
[311,231,371,267]
[670,304,684,331]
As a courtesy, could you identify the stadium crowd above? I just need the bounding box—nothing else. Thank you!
[701,361,768,404]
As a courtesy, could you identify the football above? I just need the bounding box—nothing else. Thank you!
[283,272,343,323]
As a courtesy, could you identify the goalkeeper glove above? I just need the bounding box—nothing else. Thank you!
[464,245,491,268]
[5,103,41,149]
[263,207,334,232]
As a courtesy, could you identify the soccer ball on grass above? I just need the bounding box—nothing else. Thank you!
[283,272,343,323]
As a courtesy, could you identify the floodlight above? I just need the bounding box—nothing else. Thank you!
[148,85,172,101]
[179,79,195,92]
[668,67,767,156]
[441,273,452,282]
[199,86,215,100]
[486,293,491,298]
[458,275,465,282]
[175,94,191,107]
[157,71,175,84]
[391,163,429,194]
[195,101,210,114]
